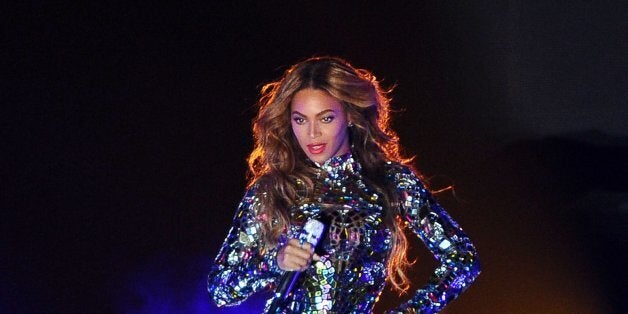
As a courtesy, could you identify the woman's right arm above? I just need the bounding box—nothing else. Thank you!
[207,185,283,307]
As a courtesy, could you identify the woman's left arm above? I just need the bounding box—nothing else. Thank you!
[387,165,481,313]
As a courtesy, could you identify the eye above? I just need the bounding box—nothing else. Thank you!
[293,116,305,125]
[321,115,335,123]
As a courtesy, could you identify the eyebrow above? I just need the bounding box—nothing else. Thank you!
[291,109,336,117]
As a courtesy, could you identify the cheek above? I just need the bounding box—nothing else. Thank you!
[291,123,305,142]
[330,124,347,140]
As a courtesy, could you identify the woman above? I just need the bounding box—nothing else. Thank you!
[207,56,480,313]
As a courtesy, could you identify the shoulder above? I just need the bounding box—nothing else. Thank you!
[383,160,413,174]
[383,161,418,180]
[245,175,273,195]
[382,161,427,190]
[236,177,272,212]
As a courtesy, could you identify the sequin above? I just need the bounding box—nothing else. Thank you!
[208,153,480,313]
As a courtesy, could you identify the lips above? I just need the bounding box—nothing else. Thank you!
[306,143,326,154]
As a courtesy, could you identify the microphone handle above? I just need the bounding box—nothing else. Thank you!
[275,271,299,300]
[268,271,298,313]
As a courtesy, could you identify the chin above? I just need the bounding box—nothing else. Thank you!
[309,155,328,164]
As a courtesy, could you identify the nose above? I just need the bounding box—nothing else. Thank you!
[308,121,321,138]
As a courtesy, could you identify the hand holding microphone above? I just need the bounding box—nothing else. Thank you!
[277,238,319,271]
[269,219,325,313]
[277,219,324,272]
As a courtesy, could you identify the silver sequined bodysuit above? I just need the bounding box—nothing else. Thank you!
[208,153,480,313]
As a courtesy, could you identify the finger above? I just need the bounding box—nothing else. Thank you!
[292,252,311,266]
[286,243,313,260]
[284,252,313,270]
[281,252,308,268]
[287,238,301,245]
[301,242,313,252]
[279,255,307,272]
[278,241,307,271]
[284,259,307,271]
[287,239,313,251]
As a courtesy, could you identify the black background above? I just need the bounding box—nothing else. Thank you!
[4,2,627,313]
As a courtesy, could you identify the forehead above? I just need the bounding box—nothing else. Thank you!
[290,88,344,114]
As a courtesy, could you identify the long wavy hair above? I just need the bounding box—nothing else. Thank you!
[248,56,413,292]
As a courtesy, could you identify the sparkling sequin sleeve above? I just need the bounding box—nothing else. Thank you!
[207,184,283,307]
[387,165,481,313]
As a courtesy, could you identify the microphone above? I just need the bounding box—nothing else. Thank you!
[268,219,325,313]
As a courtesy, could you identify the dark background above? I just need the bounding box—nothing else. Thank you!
[4,2,627,313]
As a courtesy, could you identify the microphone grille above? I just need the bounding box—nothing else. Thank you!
[302,219,325,246]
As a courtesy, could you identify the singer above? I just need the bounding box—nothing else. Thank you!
[207,56,481,313]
